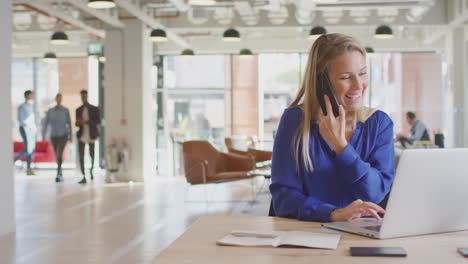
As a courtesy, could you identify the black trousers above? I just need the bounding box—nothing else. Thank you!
[78,140,95,176]
[51,135,68,175]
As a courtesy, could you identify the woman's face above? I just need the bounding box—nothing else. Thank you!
[327,50,368,114]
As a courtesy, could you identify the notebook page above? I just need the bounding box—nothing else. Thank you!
[216,234,281,247]
[274,231,340,249]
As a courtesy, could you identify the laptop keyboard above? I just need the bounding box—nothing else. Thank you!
[362,225,382,232]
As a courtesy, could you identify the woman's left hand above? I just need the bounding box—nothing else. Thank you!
[317,95,347,155]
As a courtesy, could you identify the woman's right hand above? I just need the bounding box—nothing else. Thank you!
[330,199,385,222]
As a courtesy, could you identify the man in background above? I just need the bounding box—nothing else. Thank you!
[14,90,37,175]
[76,90,100,184]
[43,94,72,182]
[397,111,430,147]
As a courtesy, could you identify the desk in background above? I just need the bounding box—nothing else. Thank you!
[152,215,468,264]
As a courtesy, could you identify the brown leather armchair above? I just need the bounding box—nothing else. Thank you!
[182,140,255,185]
[225,136,272,164]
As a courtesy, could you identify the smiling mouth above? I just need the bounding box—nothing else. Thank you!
[345,95,361,103]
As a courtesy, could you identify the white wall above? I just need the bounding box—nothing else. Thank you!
[0,0,15,236]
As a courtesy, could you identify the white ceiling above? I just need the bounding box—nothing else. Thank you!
[11,0,461,57]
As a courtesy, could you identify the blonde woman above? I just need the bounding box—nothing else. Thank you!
[270,34,394,222]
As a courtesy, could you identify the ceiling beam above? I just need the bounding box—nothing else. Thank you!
[16,0,105,38]
[114,0,190,48]
[234,1,255,17]
[424,13,468,45]
[168,0,190,12]
[266,0,281,12]
[63,0,125,28]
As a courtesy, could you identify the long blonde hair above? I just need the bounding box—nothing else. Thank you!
[289,33,376,172]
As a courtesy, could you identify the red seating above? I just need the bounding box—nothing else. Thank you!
[13,141,64,163]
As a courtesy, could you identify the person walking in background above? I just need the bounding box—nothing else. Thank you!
[396,111,430,147]
[76,90,100,184]
[14,90,37,175]
[43,94,72,182]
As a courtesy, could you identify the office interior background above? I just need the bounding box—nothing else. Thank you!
[1,0,468,263]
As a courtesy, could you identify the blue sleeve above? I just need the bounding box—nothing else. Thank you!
[18,104,27,126]
[269,108,338,222]
[332,112,395,204]
[66,109,72,138]
[407,121,426,143]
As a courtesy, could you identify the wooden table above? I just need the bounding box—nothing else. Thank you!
[152,215,468,263]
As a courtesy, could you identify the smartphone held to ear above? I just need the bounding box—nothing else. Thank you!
[459,248,468,257]
[316,72,340,117]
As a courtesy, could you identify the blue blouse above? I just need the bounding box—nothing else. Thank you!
[269,107,395,222]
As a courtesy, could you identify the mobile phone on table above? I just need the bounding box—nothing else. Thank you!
[350,247,407,257]
[316,72,340,117]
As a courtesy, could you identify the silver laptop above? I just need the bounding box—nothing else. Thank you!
[323,148,468,239]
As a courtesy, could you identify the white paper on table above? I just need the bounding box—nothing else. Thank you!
[216,230,340,249]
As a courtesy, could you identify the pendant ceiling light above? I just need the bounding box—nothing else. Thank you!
[181,49,195,56]
[150,29,168,42]
[374,25,394,39]
[88,0,116,9]
[239,49,253,56]
[308,26,327,40]
[50,31,69,45]
[365,47,375,53]
[43,52,57,63]
[189,0,216,6]
[223,28,240,41]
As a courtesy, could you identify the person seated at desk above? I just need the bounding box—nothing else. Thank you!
[396,111,430,148]
[270,34,394,223]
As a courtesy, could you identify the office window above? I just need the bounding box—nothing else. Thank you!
[163,55,226,144]
[11,57,99,168]
[11,58,59,141]
[157,55,227,175]
[164,55,225,89]
[367,52,446,146]
[259,53,303,140]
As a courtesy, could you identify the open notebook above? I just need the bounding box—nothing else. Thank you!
[217,230,341,249]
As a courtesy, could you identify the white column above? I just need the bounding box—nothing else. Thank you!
[0,0,15,236]
[450,26,468,147]
[104,20,155,182]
